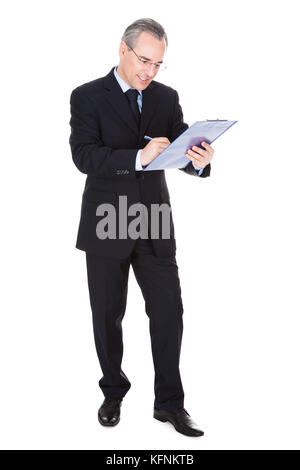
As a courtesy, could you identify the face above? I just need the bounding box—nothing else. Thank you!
[117,31,166,91]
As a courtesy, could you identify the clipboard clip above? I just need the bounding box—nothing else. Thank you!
[206,119,228,121]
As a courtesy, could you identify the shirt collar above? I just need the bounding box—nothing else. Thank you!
[114,66,142,98]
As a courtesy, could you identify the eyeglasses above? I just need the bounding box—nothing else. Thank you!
[127,45,167,72]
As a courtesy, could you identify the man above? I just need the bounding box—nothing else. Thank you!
[69,18,214,437]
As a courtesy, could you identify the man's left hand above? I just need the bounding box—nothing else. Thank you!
[185,141,214,168]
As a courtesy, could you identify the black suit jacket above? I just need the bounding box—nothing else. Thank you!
[69,66,211,258]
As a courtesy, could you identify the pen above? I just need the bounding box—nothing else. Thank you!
[144,135,152,141]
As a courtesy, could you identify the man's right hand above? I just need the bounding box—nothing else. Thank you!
[141,137,170,167]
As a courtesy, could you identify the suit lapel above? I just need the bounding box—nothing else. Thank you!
[103,66,159,139]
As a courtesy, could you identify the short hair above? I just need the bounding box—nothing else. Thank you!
[121,18,168,50]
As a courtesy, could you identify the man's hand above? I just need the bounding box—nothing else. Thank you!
[141,137,170,167]
[185,141,214,168]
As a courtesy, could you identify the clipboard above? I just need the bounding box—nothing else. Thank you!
[143,119,238,171]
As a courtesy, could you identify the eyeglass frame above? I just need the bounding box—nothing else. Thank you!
[126,44,167,72]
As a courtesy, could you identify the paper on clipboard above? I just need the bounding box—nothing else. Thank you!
[144,120,238,171]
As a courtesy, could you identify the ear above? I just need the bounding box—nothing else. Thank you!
[119,41,128,57]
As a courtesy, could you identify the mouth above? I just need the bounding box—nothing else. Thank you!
[137,75,149,84]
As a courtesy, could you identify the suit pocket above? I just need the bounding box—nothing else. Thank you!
[83,190,117,204]
[78,196,118,246]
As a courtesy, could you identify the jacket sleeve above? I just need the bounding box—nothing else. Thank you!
[69,88,138,178]
[169,89,211,178]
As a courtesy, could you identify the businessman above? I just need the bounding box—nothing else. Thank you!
[69,18,214,437]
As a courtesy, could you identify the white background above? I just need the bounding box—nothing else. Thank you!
[0,0,299,450]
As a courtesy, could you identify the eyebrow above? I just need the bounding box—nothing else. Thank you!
[140,55,163,64]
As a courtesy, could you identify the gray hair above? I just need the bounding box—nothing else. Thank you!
[121,18,168,50]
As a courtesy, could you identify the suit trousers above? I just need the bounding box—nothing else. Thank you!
[85,236,185,411]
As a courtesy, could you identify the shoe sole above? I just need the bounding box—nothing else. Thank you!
[153,412,204,437]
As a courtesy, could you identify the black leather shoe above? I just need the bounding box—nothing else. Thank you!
[154,407,204,437]
[98,398,123,426]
